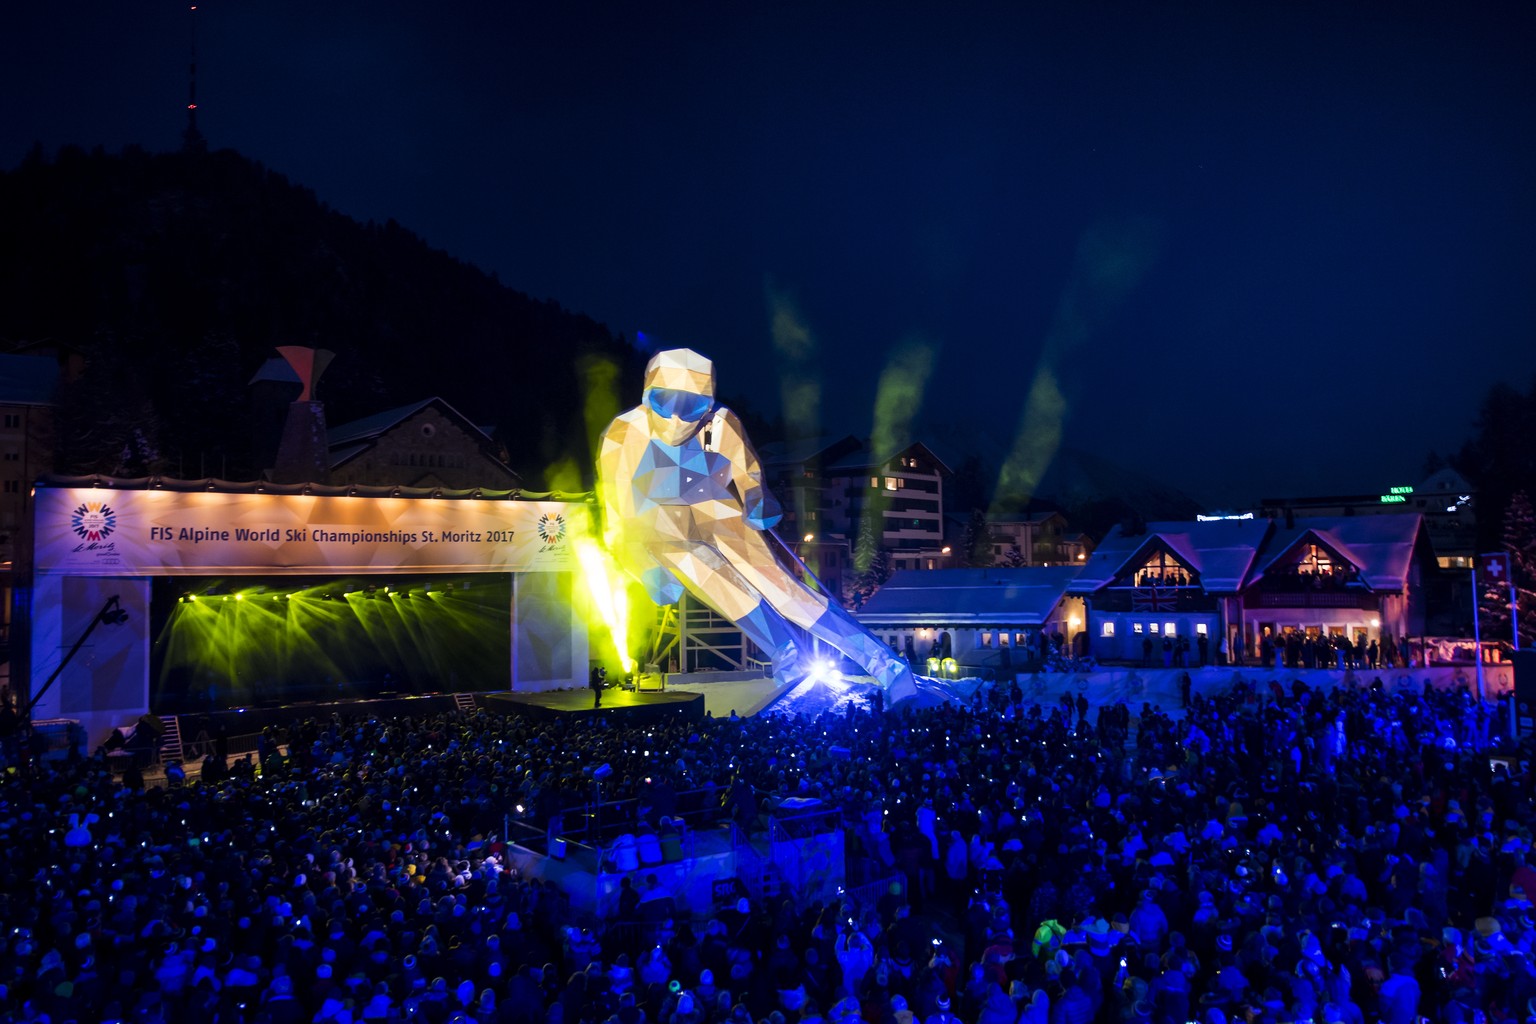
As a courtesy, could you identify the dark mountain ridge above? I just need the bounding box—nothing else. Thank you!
[0,143,644,484]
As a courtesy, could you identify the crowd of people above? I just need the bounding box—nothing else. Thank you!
[0,675,1532,1024]
[1257,633,1402,673]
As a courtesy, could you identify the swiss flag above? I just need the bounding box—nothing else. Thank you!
[1480,551,1513,590]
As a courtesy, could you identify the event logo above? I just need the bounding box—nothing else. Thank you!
[70,501,118,542]
[537,512,567,549]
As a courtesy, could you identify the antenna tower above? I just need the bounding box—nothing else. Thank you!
[182,4,207,152]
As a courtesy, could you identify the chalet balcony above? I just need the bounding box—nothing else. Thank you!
[1258,570,1362,592]
[1244,590,1377,609]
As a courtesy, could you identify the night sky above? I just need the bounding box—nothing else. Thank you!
[5,2,1535,505]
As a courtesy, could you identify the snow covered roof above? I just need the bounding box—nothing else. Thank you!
[1250,513,1425,591]
[854,566,1082,627]
[327,398,446,447]
[827,441,952,476]
[323,397,517,481]
[1417,466,1473,495]
[1069,517,1273,594]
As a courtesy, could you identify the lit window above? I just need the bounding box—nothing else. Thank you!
[1165,622,1177,636]
[1133,549,1191,587]
[1101,621,1116,638]
[1196,623,1208,636]
[1150,623,1159,634]
[980,632,993,648]
[1297,544,1339,576]
[998,633,1010,648]
[1133,622,1144,634]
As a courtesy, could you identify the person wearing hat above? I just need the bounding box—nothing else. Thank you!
[673,990,705,1024]
[1084,919,1117,973]
[923,991,959,1024]
[694,968,724,1012]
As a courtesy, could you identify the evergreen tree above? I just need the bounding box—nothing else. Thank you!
[962,509,993,568]
[1002,545,1027,568]
[1480,490,1536,648]
[847,546,892,609]
[51,333,165,476]
[852,515,880,576]
[1453,376,1536,551]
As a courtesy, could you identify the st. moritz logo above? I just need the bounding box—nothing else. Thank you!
[536,513,566,548]
[70,501,118,542]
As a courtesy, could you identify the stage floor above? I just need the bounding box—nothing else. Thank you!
[479,688,706,724]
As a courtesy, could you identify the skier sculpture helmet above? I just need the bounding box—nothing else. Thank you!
[641,348,716,446]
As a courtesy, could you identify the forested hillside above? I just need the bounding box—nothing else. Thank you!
[0,144,644,484]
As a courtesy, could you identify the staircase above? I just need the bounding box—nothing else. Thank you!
[158,715,184,765]
[453,693,476,713]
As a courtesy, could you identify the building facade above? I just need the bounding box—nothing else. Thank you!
[327,398,521,491]
[760,436,864,599]
[979,511,1092,567]
[825,443,949,571]
[761,437,953,594]
[0,354,62,696]
[1252,468,1476,569]
[1071,514,1433,665]
[854,566,1085,675]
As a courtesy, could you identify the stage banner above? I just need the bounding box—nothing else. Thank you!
[34,487,588,575]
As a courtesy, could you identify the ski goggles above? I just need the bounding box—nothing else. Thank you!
[646,387,714,422]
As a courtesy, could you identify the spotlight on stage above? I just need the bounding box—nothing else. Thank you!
[807,658,841,684]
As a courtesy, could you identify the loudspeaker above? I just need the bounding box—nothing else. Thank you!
[138,714,166,736]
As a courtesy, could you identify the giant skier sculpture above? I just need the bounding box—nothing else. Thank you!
[598,348,917,702]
